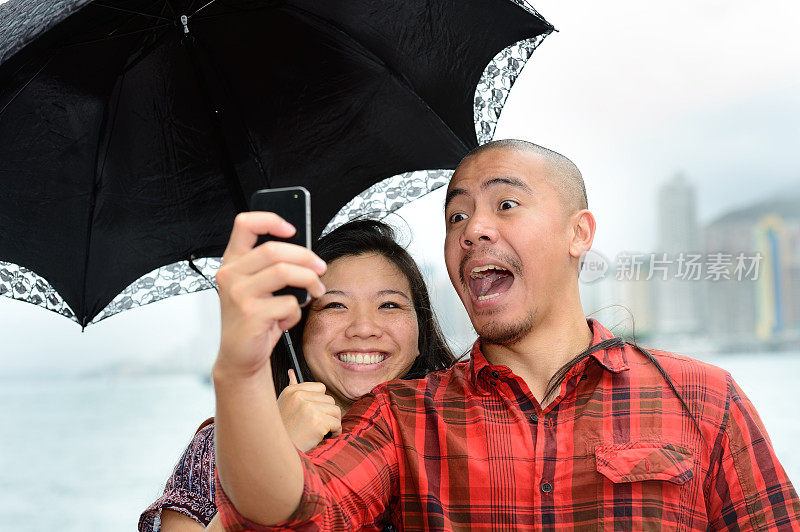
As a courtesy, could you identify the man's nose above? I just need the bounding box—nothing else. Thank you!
[345,308,382,339]
[461,212,499,249]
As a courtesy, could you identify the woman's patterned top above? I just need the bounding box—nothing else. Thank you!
[138,423,217,531]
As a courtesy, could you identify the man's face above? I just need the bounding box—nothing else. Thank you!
[443,148,575,345]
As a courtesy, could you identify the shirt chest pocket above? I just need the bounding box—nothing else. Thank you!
[594,442,694,531]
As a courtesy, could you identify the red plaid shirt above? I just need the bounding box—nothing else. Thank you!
[217,320,800,530]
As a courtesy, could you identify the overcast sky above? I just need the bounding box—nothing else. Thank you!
[1,0,799,375]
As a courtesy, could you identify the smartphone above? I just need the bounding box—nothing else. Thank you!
[249,186,312,305]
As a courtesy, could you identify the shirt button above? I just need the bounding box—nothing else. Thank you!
[528,413,538,424]
[541,481,553,493]
[490,370,500,379]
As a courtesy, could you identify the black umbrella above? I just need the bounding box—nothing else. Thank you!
[0,0,552,327]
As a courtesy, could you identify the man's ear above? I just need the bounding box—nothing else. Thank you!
[568,209,596,259]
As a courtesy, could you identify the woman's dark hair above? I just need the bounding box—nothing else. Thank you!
[270,219,456,396]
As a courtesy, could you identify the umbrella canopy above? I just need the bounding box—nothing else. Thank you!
[0,0,552,326]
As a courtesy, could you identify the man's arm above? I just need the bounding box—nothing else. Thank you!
[214,363,306,523]
[216,391,399,531]
[213,212,331,524]
[707,373,800,530]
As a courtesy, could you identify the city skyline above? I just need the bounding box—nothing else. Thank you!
[579,173,800,353]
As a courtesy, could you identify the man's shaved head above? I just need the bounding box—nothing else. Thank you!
[460,139,588,213]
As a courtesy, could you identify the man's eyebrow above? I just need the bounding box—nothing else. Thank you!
[481,176,533,193]
[444,188,468,211]
[444,176,533,212]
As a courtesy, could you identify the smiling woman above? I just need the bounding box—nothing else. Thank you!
[302,253,421,409]
[278,219,456,397]
[139,219,455,531]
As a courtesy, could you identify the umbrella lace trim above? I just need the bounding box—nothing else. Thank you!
[92,258,221,324]
[0,260,76,321]
[323,169,453,235]
[476,0,550,144]
[474,34,547,145]
[0,258,221,325]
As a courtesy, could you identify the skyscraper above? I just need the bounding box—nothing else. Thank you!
[656,173,701,335]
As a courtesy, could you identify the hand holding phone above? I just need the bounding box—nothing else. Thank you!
[215,211,325,379]
[250,186,312,305]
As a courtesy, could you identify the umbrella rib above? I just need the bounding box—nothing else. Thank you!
[57,24,172,50]
[93,3,172,22]
[190,0,220,18]
[0,58,52,118]
[78,62,128,327]
[76,21,172,324]
[163,0,178,17]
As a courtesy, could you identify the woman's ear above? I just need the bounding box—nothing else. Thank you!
[569,209,596,259]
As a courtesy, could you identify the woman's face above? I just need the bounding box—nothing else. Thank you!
[302,252,420,409]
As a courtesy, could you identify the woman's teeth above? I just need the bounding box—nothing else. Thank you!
[337,353,385,365]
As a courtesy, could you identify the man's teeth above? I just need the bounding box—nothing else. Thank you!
[477,292,501,301]
[337,353,386,365]
[470,265,508,278]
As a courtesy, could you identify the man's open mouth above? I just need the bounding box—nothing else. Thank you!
[468,265,514,301]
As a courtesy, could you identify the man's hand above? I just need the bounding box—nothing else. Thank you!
[279,370,343,452]
[214,212,327,380]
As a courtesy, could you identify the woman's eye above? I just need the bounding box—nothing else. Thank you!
[379,301,401,309]
[499,199,519,211]
[322,302,345,309]
[448,212,468,223]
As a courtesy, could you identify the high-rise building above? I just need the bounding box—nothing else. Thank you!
[655,173,701,335]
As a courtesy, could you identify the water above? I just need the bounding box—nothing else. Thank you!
[1,355,798,531]
[0,375,215,531]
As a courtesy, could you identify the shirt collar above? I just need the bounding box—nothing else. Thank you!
[468,318,629,390]
[585,319,629,373]
[467,341,492,385]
